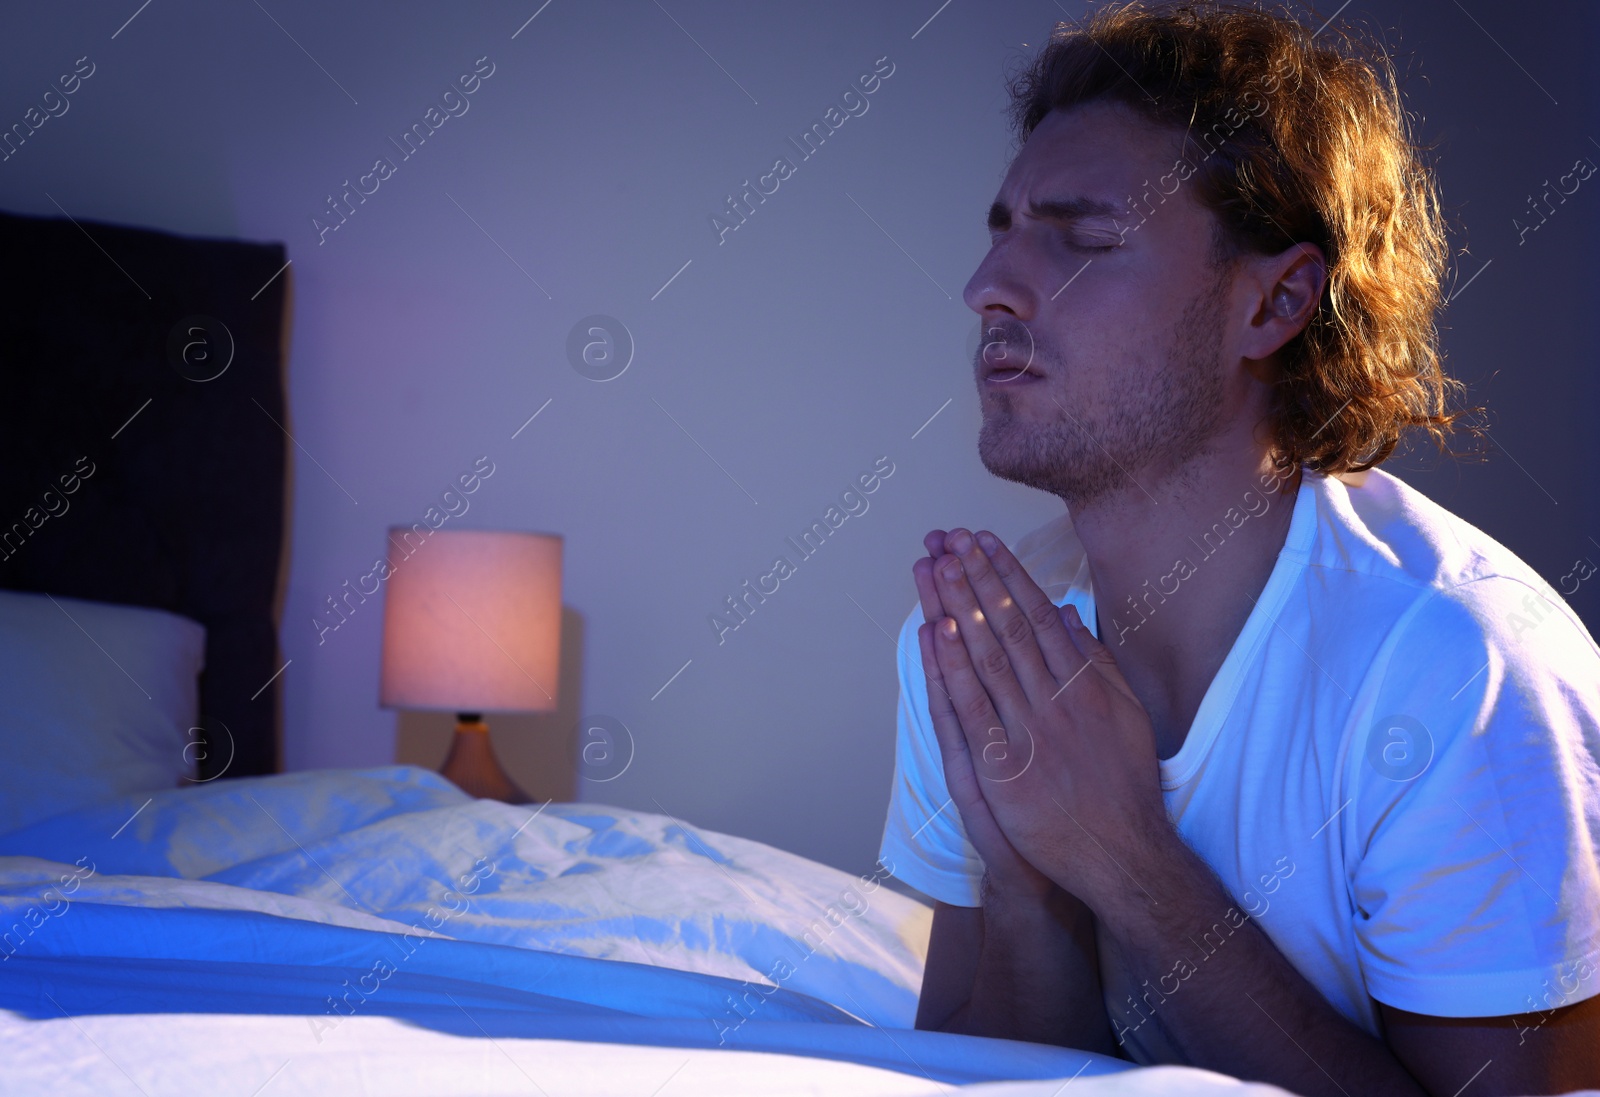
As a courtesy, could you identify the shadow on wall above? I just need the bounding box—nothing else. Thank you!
[395,607,585,802]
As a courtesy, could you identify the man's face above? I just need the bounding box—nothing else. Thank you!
[964,99,1240,512]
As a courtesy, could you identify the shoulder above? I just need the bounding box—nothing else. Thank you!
[1309,468,1600,821]
[1312,466,1557,600]
[1307,466,1600,679]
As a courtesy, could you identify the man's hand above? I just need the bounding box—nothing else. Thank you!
[920,529,1435,1096]
[914,529,1054,900]
[924,526,1171,911]
[914,529,1121,1056]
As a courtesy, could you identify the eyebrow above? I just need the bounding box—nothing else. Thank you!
[986,196,1130,231]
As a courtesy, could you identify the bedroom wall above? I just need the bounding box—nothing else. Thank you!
[2,0,1594,877]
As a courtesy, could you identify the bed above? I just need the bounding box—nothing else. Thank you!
[0,766,1139,1095]
[0,209,1337,1095]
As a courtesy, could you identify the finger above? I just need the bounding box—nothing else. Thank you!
[919,621,983,806]
[972,530,1089,687]
[946,529,1057,702]
[928,605,1015,773]
[912,556,947,625]
[1062,603,1140,704]
[915,531,952,624]
[932,547,1031,722]
[919,621,1015,853]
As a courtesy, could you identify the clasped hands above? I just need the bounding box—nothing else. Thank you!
[912,527,1171,911]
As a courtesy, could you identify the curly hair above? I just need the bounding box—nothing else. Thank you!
[1004,1,1485,474]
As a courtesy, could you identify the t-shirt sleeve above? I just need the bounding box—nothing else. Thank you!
[1349,575,1600,1017]
[878,601,984,907]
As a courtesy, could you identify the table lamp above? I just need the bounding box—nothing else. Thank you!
[379,527,562,803]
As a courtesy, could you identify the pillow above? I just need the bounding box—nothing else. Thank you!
[0,589,205,835]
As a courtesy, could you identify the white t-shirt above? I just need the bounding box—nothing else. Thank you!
[880,465,1600,1064]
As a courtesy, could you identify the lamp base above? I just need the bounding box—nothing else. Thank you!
[439,714,530,804]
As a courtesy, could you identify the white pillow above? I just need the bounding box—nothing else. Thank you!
[0,589,205,835]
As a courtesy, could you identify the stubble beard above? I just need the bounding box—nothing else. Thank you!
[976,279,1231,513]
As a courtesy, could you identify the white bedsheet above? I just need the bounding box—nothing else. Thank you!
[1,764,928,1029]
[0,765,1374,1096]
[0,1010,1307,1096]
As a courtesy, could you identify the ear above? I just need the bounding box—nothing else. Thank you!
[1239,242,1327,366]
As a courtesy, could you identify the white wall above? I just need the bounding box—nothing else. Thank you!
[3,0,1594,876]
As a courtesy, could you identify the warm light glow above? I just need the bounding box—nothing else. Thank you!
[379,528,562,712]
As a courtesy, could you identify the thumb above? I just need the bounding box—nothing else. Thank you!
[1061,603,1097,641]
[1062,603,1114,663]
[1062,603,1142,701]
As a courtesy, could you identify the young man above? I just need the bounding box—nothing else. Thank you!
[878,4,1600,1096]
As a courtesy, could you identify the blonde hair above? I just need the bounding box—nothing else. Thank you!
[1006,1,1486,473]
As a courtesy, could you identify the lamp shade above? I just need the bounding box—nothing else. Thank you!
[379,528,562,713]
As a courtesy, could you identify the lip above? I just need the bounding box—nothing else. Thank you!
[983,367,1044,384]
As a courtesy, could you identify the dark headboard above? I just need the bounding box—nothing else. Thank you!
[0,209,290,780]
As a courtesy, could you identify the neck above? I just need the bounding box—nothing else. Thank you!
[1069,442,1302,760]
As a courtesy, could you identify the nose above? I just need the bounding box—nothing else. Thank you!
[962,238,1035,325]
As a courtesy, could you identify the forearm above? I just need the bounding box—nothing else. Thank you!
[948,880,1121,1056]
[1097,834,1426,1096]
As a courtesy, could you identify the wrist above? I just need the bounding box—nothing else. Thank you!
[981,872,1090,922]
[1078,819,1199,935]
